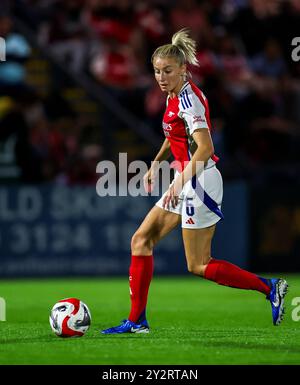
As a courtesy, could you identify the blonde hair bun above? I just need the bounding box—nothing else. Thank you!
[152,28,199,67]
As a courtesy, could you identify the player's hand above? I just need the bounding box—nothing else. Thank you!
[143,169,156,194]
[162,176,183,209]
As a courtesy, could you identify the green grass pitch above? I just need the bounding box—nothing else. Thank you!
[0,274,300,365]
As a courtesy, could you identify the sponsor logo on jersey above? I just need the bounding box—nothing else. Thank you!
[163,122,172,137]
[193,115,206,124]
[163,122,172,131]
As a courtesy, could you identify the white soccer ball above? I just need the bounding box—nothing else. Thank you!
[49,298,91,337]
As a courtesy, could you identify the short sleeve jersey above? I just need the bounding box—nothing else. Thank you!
[162,80,219,171]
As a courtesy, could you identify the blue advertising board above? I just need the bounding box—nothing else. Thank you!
[0,182,248,277]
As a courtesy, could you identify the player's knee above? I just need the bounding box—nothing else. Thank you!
[131,231,151,253]
[131,231,144,250]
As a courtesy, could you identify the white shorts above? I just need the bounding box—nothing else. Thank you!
[156,165,223,229]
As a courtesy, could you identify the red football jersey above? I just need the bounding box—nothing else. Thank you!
[162,80,219,171]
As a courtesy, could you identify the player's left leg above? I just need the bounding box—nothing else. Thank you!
[182,225,288,325]
[183,224,272,294]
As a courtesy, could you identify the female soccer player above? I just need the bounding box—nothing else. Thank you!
[102,29,288,334]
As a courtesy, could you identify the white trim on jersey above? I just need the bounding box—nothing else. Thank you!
[178,84,209,136]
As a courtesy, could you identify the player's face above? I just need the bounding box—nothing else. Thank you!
[153,56,186,95]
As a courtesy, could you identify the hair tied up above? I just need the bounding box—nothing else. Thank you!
[171,28,199,67]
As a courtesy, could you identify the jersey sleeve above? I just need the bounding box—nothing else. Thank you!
[179,91,209,136]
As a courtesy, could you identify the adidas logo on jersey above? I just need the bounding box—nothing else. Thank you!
[185,218,195,224]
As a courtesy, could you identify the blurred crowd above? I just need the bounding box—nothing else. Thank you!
[0,0,300,184]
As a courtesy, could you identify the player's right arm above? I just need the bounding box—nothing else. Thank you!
[152,138,171,163]
[143,139,171,193]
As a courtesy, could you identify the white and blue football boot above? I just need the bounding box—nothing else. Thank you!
[101,318,150,334]
[267,278,288,326]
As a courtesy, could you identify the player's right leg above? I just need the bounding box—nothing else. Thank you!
[101,206,181,334]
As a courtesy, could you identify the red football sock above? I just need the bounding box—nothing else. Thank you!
[128,255,154,323]
[204,258,271,295]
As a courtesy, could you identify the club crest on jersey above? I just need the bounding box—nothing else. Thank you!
[168,111,175,117]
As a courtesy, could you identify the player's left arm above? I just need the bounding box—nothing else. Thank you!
[179,90,214,186]
[163,128,214,209]
[163,91,215,209]
[180,128,214,184]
